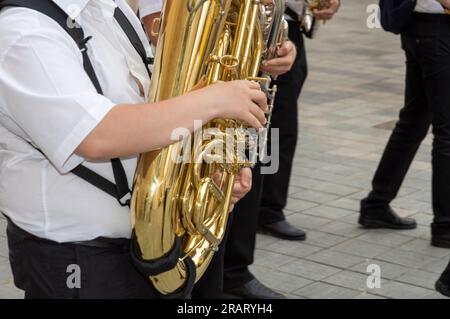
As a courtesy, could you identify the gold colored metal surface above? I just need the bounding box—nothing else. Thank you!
[309,0,330,11]
[131,0,288,295]
[301,0,330,38]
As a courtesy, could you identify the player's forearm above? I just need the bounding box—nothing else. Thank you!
[76,90,217,160]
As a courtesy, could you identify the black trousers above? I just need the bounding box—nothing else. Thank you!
[223,22,308,290]
[362,13,450,237]
[7,220,161,299]
[259,24,308,226]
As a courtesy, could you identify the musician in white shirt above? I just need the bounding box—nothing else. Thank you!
[0,0,270,298]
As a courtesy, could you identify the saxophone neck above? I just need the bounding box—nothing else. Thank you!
[263,0,288,61]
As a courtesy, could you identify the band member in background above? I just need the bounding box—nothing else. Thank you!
[0,0,265,298]
[437,0,450,298]
[223,0,341,299]
[360,0,450,248]
[364,0,450,297]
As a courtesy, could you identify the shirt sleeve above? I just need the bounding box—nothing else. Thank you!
[0,28,116,174]
[286,0,305,16]
[139,0,163,18]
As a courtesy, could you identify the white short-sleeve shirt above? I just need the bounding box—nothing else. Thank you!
[0,0,153,242]
[286,0,305,18]
[415,0,445,13]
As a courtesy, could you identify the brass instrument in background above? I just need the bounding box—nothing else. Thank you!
[310,0,330,11]
[301,0,331,38]
[130,0,288,296]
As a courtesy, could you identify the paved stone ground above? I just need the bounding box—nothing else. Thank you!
[248,0,450,299]
[1,0,449,299]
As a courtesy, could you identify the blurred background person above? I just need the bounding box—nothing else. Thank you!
[360,0,450,252]
[223,0,341,299]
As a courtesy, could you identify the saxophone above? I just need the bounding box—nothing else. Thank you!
[301,0,331,38]
[310,0,330,10]
[130,0,288,296]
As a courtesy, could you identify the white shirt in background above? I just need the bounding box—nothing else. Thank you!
[285,0,305,20]
[0,0,152,243]
[286,0,305,15]
[415,0,445,13]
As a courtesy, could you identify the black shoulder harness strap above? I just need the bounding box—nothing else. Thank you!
[114,7,154,78]
[0,0,153,207]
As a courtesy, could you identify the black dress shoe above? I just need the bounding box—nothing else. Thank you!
[223,278,286,299]
[431,223,450,248]
[259,220,306,241]
[435,279,450,297]
[435,260,450,297]
[359,205,417,230]
[431,237,450,249]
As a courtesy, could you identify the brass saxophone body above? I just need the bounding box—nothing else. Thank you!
[130,0,288,296]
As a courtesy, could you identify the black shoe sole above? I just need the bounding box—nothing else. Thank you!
[435,280,450,297]
[358,216,417,230]
[258,227,306,241]
[431,238,450,249]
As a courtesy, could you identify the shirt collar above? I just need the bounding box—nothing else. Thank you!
[52,0,119,21]
[52,0,91,20]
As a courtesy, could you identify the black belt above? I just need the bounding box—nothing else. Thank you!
[4,215,130,249]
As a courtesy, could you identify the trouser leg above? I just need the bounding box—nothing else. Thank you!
[259,26,307,225]
[362,37,431,212]
[223,165,263,290]
[7,223,160,299]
